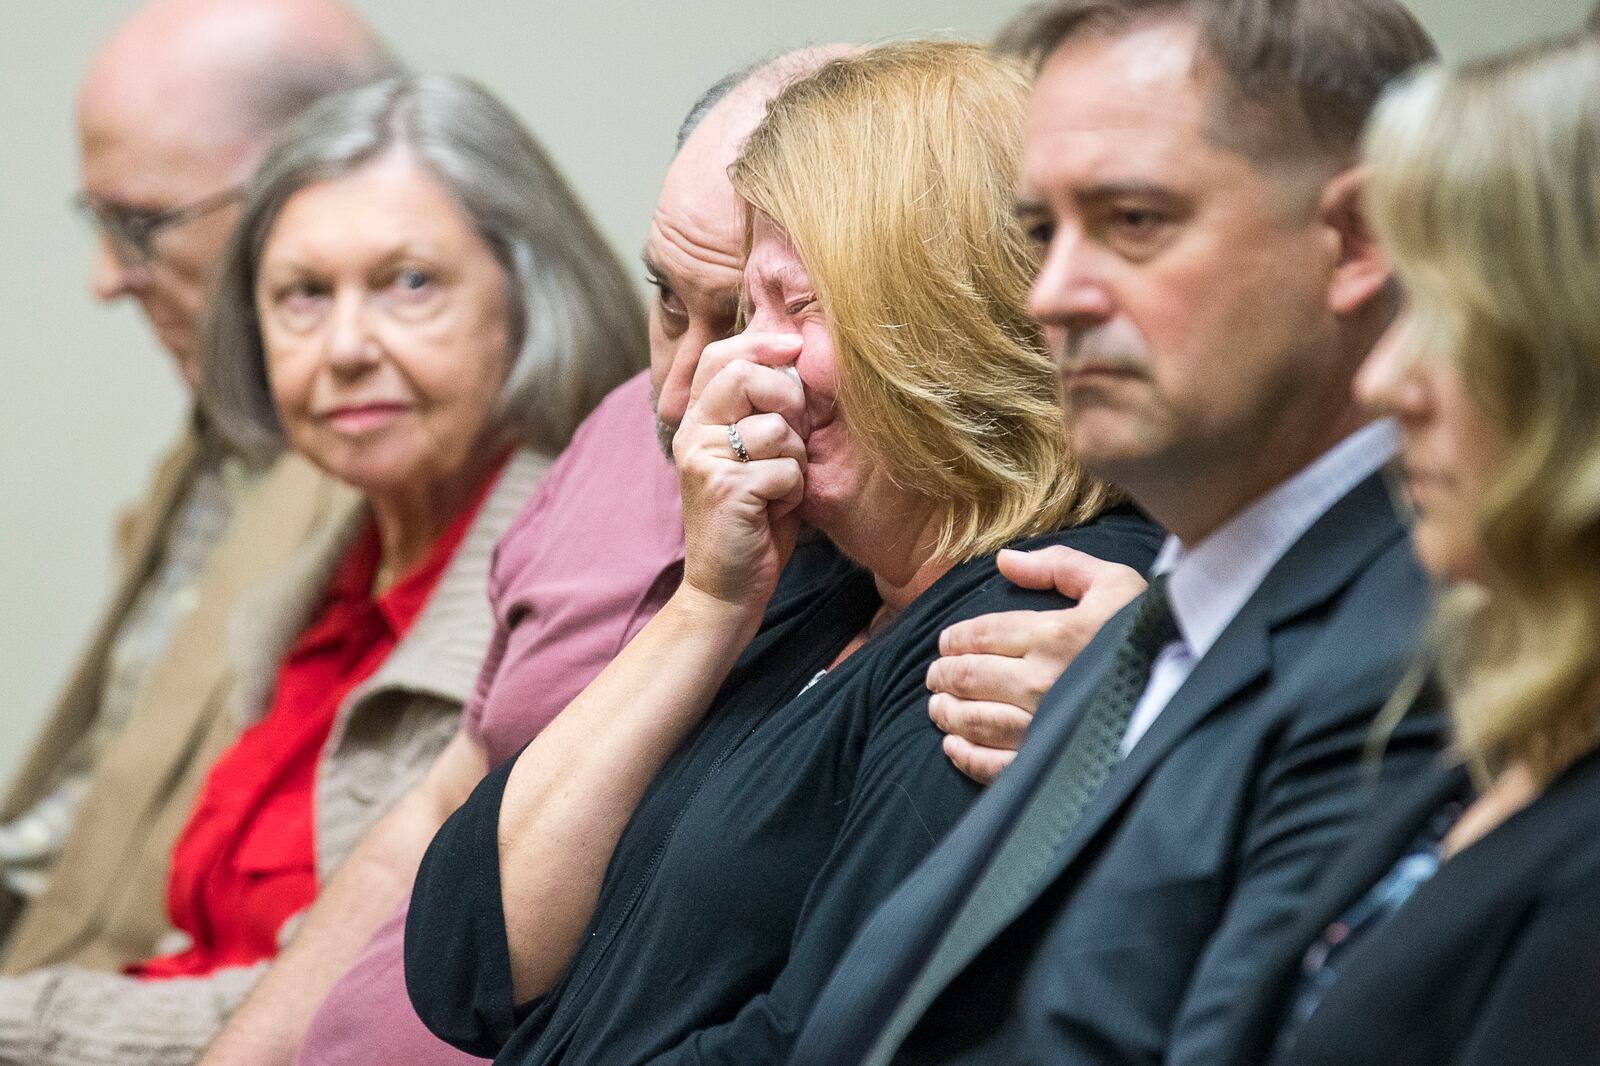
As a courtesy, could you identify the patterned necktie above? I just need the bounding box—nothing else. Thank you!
[861,577,1181,1065]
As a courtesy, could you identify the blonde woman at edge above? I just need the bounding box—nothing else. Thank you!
[1220,31,1600,1066]
[404,42,1163,1064]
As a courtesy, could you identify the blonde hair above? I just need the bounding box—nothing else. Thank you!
[1364,33,1600,784]
[729,41,1117,562]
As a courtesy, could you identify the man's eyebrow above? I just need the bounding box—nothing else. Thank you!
[1013,195,1048,219]
[1074,181,1178,203]
[1015,183,1179,214]
[639,251,740,315]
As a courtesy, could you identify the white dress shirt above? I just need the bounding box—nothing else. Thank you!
[1119,421,1398,755]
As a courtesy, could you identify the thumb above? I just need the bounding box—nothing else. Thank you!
[996,545,1103,600]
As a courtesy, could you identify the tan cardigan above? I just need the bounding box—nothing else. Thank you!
[0,448,550,1065]
[224,447,552,880]
[1,430,351,972]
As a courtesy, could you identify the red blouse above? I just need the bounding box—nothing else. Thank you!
[133,474,495,981]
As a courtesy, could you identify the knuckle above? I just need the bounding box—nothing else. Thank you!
[705,467,743,499]
[968,702,1000,737]
[1009,612,1046,640]
[1027,663,1064,698]
[1106,568,1147,592]
[1004,709,1033,740]
[967,614,997,643]
[940,621,975,656]
[965,752,1000,786]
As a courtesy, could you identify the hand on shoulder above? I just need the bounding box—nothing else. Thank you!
[930,545,1147,785]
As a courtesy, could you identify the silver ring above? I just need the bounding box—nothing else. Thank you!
[727,423,751,463]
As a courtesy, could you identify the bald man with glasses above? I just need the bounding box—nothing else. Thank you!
[0,0,395,974]
[72,185,243,322]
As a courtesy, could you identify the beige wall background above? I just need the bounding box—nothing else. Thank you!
[1,0,1593,786]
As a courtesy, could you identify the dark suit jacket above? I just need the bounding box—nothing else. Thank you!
[1217,747,1600,1066]
[790,472,1446,1066]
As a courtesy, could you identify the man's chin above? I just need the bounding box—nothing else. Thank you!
[1070,423,1155,483]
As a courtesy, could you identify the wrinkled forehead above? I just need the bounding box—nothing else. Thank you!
[645,153,745,300]
[1022,23,1211,179]
[1021,20,1333,209]
[1019,23,1326,220]
[742,213,809,289]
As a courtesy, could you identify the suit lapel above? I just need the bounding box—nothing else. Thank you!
[848,610,1141,1066]
[925,609,1137,913]
[1015,473,1408,924]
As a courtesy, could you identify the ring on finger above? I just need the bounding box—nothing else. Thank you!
[727,423,751,463]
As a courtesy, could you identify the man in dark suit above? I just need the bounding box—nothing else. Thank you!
[791,2,1446,1063]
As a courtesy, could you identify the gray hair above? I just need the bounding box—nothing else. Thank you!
[674,60,762,152]
[237,45,407,143]
[672,46,847,153]
[996,0,1437,164]
[203,74,647,459]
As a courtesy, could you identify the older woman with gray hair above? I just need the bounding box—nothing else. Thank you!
[0,73,643,1066]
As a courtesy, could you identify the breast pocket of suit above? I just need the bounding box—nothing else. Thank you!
[1066,781,1231,943]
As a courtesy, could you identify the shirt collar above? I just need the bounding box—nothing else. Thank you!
[1152,419,1397,658]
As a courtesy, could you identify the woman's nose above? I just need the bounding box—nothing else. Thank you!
[1354,316,1430,421]
[326,290,379,373]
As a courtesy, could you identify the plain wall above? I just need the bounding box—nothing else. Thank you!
[1,0,1593,787]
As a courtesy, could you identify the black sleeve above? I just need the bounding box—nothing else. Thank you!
[404,751,522,1057]
[1455,886,1600,1066]
[636,515,1164,1066]
[407,515,1163,1066]
[636,620,985,1065]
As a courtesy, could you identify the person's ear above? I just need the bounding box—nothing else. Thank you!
[1321,166,1391,316]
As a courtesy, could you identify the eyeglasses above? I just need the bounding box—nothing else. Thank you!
[73,186,243,267]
